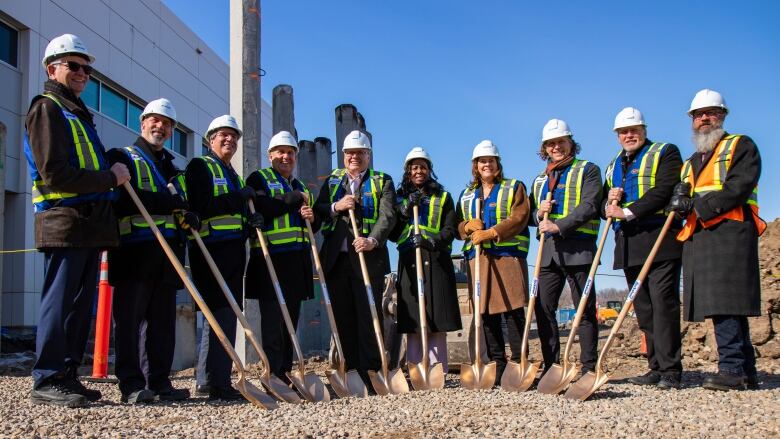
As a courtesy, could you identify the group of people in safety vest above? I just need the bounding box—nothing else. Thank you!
[25,33,765,408]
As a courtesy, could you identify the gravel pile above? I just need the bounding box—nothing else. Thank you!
[2,357,778,438]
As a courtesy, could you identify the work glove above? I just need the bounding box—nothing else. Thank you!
[239,186,258,201]
[665,182,693,217]
[177,211,201,231]
[170,194,188,212]
[470,228,498,246]
[463,218,484,235]
[248,212,264,229]
[411,233,435,251]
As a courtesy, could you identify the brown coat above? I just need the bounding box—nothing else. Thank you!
[458,184,531,314]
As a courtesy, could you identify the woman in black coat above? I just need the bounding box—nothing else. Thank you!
[389,147,461,373]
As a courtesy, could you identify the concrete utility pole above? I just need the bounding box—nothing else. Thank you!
[335,104,372,168]
[272,84,297,139]
[0,122,5,353]
[229,0,262,366]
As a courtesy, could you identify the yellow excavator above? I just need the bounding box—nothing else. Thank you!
[597,300,622,326]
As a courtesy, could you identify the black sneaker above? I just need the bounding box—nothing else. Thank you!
[154,386,190,401]
[195,384,210,396]
[746,374,759,390]
[657,374,682,390]
[30,379,88,408]
[702,372,746,391]
[121,388,156,404]
[208,386,245,401]
[68,377,102,402]
[627,370,661,386]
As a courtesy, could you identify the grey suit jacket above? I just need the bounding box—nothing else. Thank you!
[531,161,603,267]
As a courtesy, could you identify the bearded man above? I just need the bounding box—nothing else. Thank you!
[666,89,766,391]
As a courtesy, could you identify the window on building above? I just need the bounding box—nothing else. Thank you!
[82,78,100,111]
[128,101,143,133]
[166,128,187,156]
[0,20,18,67]
[101,84,127,125]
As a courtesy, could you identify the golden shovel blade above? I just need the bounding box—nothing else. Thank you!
[262,374,303,404]
[325,369,368,398]
[369,368,410,396]
[563,369,610,401]
[460,361,497,390]
[236,377,279,410]
[288,370,331,402]
[408,361,445,391]
[536,363,581,395]
[500,359,541,392]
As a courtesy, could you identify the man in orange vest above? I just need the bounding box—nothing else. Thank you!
[667,89,766,391]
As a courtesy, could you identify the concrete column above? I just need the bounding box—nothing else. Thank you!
[334,104,372,168]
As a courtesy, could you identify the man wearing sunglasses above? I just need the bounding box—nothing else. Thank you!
[24,33,131,407]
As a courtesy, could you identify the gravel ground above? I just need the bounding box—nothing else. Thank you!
[1,356,778,439]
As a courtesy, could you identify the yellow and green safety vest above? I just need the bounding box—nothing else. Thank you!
[531,159,600,238]
[321,168,390,237]
[193,155,246,243]
[396,191,450,252]
[249,167,312,253]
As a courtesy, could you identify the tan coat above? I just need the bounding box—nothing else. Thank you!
[458,184,531,314]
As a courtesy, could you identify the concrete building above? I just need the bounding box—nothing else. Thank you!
[0,0,272,332]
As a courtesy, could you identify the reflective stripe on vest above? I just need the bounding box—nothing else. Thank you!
[117,146,177,243]
[677,135,765,241]
[28,93,112,211]
[396,191,449,251]
[248,167,313,250]
[321,168,387,236]
[604,143,668,229]
[460,179,530,257]
[194,155,245,241]
[531,160,599,237]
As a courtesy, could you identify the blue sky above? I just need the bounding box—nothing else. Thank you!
[164,0,780,290]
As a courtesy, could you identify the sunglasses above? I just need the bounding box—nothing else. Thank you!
[53,60,94,75]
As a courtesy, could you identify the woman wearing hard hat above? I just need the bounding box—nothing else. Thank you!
[456,140,531,385]
[530,119,602,377]
[389,147,462,373]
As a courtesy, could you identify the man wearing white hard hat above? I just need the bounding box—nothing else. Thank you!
[186,115,261,400]
[24,33,130,407]
[667,90,766,391]
[314,130,397,389]
[530,119,601,378]
[603,108,684,389]
[106,98,195,403]
[244,131,316,383]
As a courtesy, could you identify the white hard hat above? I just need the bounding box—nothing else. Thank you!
[404,146,432,166]
[140,98,177,125]
[206,115,242,139]
[42,34,95,68]
[542,119,573,142]
[268,130,298,152]
[613,107,646,131]
[688,89,728,115]
[342,130,371,151]
[471,140,500,160]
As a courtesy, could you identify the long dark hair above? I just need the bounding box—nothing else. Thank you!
[537,136,582,161]
[397,159,444,197]
[468,157,504,189]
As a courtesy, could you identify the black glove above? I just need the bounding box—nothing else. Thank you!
[239,186,257,201]
[248,212,264,229]
[170,194,188,212]
[178,211,201,231]
[665,182,693,216]
[408,190,423,206]
[411,233,435,251]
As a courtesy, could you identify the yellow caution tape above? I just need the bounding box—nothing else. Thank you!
[0,248,38,254]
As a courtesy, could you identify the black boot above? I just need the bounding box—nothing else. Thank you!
[746,374,759,390]
[657,373,681,390]
[153,385,190,401]
[30,377,87,408]
[209,385,246,401]
[66,368,102,402]
[627,370,661,386]
[702,372,746,391]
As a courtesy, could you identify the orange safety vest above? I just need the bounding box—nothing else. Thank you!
[677,134,766,241]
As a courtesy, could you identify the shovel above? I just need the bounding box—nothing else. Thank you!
[248,200,331,403]
[460,198,497,390]
[565,212,676,401]
[166,185,301,405]
[123,182,277,410]
[537,200,617,394]
[500,193,552,392]
[407,205,446,391]
[347,208,410,396]
[304,219,368,398]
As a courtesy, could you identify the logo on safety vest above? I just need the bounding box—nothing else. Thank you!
[557,184,565,189]
[631,169,639,174]
[489,202,497,207]
[268,182,283,190]
[213,177,227,185]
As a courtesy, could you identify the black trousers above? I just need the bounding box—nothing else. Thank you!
[33,248,99,388]
[259,295,303,380]
[625,259,682,375]
[712,315,757,376]
[483,307,525,384]
[113,279,177,395]
[536,261,598,372]
[326,252,383,384]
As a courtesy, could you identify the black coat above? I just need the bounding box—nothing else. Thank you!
[602,141,683,269]
[107,137,185,288]
[681,134,762,321]
[389,187,462,333]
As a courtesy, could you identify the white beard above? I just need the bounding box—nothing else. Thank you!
[692,127,725,153]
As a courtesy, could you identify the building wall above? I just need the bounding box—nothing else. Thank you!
[0,0,271,327]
